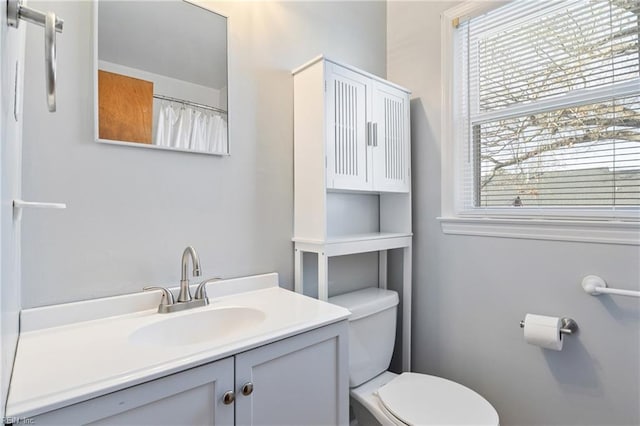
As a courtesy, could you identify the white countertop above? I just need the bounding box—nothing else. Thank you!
[7,273,350,418]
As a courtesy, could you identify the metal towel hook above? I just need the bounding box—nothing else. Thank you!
[7,0,64,112]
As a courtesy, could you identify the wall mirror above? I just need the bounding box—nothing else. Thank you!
[94,0,229,155]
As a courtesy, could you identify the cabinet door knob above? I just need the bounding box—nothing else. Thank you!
[241,382,254,396]
[222,390,235,405]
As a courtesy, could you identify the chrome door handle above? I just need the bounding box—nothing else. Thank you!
[7,0,64,31]
[7,0,64,113]
[44,12,57,112]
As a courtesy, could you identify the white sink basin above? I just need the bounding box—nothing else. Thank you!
[129,306,266,346]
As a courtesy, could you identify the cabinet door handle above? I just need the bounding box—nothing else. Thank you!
[366,122,372,146]
[222,390,235,405]
[373,122,378,147]
[241,382,254,396]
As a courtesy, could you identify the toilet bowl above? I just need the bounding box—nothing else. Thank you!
[329,288,499,426]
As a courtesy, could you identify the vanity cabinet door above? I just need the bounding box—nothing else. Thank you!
[31,357,235,426]
[234,321,349,426]
[325,63,372,191]
[371,81,411,193]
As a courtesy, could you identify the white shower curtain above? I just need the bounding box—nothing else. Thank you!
[155,103,177,148]
[155,102,227,153]
[206,114,228,154]
[173,106,193,149]
[190,110,208,152]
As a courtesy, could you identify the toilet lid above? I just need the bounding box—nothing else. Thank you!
[376,373,499,426]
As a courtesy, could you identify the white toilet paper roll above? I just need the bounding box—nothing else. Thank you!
[523,314,563,351]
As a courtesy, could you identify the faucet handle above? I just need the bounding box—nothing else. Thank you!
[195,277,222,300]
[143,286,175,307]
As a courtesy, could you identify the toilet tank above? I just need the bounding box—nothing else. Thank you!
[329,287,399,388]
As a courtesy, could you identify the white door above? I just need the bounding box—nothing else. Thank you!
[235,324,349,426]
[0,1,26,416]
[371,82,410,193]
[325,63,371,191]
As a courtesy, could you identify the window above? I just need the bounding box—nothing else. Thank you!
[449,0,639,218]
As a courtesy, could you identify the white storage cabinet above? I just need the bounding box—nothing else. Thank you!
[292,56,413,371]
[324,61,410,192]
[28,322,348,425]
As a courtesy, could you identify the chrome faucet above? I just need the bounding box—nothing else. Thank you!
[178,246,201,302]
[144,246,215,314]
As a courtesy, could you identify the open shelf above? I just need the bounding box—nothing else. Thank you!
[293,232,412,257]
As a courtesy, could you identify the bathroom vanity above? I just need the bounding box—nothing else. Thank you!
[6,274,350,425]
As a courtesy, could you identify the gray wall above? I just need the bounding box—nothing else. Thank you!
[21,1,386,308]
[387,2,640,425]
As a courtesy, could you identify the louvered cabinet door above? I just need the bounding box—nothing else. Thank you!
[371,82,410,192]
[325,64,371,191]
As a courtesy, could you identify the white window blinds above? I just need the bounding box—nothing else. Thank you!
[454,0,640,216]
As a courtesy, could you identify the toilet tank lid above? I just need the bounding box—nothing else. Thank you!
[329,287,398,321]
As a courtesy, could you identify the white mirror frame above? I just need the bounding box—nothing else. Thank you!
[92,0,230,156]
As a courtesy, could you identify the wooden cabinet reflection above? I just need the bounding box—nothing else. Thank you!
[98,70,153,144]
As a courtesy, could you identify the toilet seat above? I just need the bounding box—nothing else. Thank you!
[375,373,499,426]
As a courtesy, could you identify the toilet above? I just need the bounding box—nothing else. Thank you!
[329,287,499,426]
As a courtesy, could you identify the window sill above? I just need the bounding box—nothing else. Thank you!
[438,217,639,245]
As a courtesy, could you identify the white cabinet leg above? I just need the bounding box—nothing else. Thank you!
[318,253,329,301]
[379,250,388,290]
[294,248,303,294]
[402,245,412,371]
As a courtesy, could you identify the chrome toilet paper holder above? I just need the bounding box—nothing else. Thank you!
[519,317,578,335]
